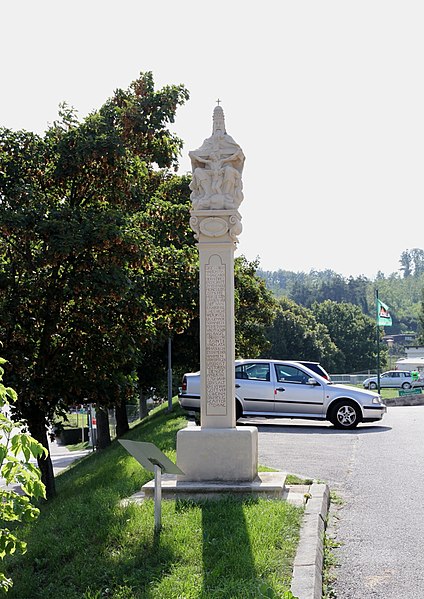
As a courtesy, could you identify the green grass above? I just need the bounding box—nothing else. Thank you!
[66,440,91,451]
[55,411,86,428]
[378,388,400,400]
[5,401,303,599]
[348,384,410,400]
[377,387,424,400]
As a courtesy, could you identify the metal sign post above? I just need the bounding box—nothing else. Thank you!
[154,464,162,531]
[119,440,184,533]
[167,336,173,412]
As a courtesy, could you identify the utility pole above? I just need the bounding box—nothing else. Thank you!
[376,289,381,393]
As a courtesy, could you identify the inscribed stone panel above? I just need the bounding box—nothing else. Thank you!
[205,255,227,410]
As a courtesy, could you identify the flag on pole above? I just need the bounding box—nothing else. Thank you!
[377,299,392,326]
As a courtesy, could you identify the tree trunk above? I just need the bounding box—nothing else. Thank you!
[139,388,148,420]
[115,401,129,437]
[95,406,111,450]
[27,409,56,499]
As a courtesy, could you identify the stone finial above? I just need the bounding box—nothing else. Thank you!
[189,105,245,212]
[212,104,226,135]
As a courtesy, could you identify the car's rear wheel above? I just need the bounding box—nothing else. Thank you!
[402,382,412,389]
[329,400,360,429]
[236,401,243,421]
[369,381,378,390]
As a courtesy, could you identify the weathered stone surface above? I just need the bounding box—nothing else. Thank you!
[189,105,245,213]
[176,104,258,481]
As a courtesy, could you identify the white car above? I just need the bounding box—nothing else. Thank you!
[179,359,386,429]
[363,370,423,390]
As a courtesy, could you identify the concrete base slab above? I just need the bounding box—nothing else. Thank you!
[176,426,258,482]
[142,471,287,500]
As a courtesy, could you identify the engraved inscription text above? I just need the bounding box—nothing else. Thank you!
[205,259,227,408]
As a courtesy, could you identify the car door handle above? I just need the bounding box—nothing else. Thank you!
[235,384,240,388]
[276,387,285,392]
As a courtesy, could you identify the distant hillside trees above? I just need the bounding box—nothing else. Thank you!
[258,268,371,310]
[258,251,424,335]
[399,248,424,278]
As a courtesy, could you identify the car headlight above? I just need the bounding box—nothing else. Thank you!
[372,396,383,404]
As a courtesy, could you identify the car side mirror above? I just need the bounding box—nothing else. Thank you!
[307,377,319,386]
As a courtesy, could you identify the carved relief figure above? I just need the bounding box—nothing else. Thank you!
[189,105,245,211]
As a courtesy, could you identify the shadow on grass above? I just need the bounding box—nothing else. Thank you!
[200,497,274,598]
[4,406,296,598]
[195,497,279,599]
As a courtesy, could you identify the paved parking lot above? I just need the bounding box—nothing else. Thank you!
[245,407,424,598]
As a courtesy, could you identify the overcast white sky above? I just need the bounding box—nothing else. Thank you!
[1,1,423,279]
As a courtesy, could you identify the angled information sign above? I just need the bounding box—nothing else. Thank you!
[118,440,184,475]
[119,440,184,532]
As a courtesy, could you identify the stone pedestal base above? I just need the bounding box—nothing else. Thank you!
[140,471,287,501]
[176,426,258,482]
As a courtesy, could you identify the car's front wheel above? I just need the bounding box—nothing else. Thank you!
[369,381,378,390]
[329,400,360,429]
[401,382,412,389]
[236,401,243,421]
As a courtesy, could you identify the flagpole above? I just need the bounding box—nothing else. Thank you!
[376,289,381,393]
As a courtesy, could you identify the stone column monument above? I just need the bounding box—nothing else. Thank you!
[176,105,258,482]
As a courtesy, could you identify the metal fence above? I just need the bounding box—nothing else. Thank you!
[108,402,157,440]
[330,373,375,385]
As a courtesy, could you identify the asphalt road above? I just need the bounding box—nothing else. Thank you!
[246,406,424,598]
[0,439,92,493]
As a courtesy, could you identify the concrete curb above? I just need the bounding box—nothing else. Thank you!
[290,483,330,599]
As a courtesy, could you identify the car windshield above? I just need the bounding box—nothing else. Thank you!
[296,361,331,380]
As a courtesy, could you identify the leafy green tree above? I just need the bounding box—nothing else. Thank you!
[261,297,342,373]
[0,359,46,592]
[234,257,277,358]
[312,300,385,372]
[346,275,370,313]
[0,72,192,496]
[153,256,279,388]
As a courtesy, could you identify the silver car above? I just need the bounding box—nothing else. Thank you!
[363,370,422,390]
[179,359,386,429]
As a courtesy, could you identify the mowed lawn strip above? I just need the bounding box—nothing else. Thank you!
[6,402,303,599]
